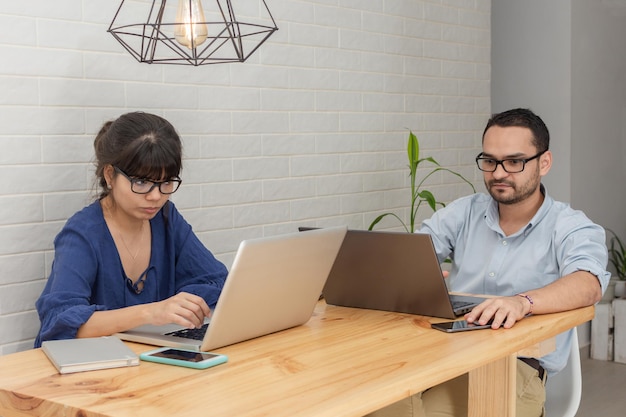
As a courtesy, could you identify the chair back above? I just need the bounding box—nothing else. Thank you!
[544,327,582,417]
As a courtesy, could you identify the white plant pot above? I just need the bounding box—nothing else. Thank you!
[615,280,626,299]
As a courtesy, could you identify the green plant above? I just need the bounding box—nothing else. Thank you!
[369,130,476,233]
[607,228,626,280]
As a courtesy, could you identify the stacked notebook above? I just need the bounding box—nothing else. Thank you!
[42,336,139,374]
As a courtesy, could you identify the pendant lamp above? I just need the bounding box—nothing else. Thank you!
[108,0,278,66]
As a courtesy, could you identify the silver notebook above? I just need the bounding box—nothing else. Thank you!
[301,228,485,319]
[116,226,347,351]
[42,336,139,374]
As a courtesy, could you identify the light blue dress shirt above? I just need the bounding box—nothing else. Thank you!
[419,185,610,375]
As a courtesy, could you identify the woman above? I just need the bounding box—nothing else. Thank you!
[35,112,227,348]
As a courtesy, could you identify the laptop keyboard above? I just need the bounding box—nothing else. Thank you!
[451,300,474,310]
[165,323,209,340]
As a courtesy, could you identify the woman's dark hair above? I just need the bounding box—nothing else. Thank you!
[482,108,550,153]
[94,112,182,199]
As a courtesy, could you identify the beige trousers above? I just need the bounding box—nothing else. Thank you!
[365,360,546,417]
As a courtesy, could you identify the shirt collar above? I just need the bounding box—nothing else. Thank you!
[485,184,553,236]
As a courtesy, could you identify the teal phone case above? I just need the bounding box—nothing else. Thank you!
[139,347,228,369]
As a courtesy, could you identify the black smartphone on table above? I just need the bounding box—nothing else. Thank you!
[431,319,498,333]
[140,347,228,369]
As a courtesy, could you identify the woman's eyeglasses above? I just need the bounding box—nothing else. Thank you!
[114,166,182,195]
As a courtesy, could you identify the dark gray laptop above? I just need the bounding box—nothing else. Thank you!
[116,226,347,351]
[300,228,485,319]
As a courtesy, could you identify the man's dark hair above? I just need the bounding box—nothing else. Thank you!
[483,108,550,153]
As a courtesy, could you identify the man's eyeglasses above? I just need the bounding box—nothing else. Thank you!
[114,166,182,195]
[475,150,547,173]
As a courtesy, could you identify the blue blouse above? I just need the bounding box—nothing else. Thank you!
[34,201,228,348]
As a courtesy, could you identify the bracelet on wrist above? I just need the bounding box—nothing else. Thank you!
[517,293,534,315]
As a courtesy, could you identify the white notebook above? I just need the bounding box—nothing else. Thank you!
[41,336,139,374]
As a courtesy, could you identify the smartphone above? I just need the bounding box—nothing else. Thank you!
[431,319,497,333]
[139,347,228,369]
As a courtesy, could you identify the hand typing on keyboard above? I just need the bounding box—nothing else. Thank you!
[147,292,211,329]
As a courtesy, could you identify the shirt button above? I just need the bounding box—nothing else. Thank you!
[489,272,495,277]
[502,240,508,246]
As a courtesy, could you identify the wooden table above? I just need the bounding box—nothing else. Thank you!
[0,301,593,417]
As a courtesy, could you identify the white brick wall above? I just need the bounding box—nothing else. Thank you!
[0,0,489,354]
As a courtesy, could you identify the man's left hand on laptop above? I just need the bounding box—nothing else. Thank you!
[464,295,529,329]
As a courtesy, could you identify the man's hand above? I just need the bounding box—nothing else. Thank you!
[464,295,531,329]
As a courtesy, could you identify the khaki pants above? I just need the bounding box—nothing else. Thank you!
[365,360,546,417]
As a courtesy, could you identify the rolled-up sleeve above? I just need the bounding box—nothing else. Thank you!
[555,212,611,292]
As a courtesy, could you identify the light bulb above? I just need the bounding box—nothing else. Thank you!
[174,0,208,49]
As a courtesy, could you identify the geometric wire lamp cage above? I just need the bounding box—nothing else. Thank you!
[108,0,278,66]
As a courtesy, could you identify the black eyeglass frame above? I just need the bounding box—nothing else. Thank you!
[475,150,547,173]
[113,166,182,195]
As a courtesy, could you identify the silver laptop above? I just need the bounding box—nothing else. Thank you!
[116,226,347,351]
[300,228,485,319]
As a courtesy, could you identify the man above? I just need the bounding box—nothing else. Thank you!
[367,108,610,417]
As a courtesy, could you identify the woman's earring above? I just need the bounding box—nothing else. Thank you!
[107,184,112,190]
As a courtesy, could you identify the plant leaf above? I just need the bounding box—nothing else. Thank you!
[407,131,419,169]
[420,156,441,166]
[418,190,437,211]
[607,228,626,279]
[368,213,388,230]
[368,212,410,233]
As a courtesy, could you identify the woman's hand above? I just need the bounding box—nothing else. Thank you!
[148,292,211,329]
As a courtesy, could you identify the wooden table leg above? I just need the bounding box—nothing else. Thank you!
[468,354,517,417]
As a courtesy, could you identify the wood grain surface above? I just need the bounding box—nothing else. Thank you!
[0,301,593,417]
